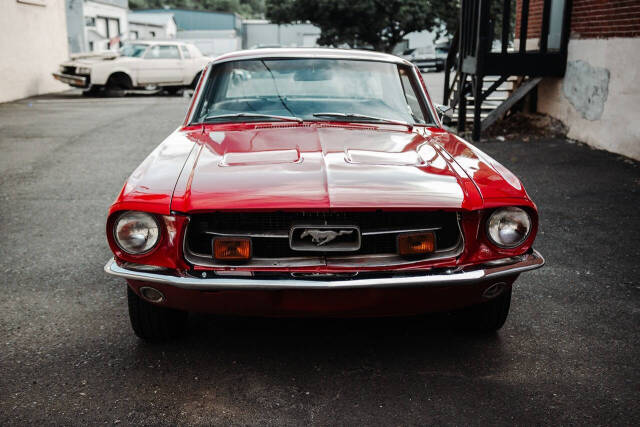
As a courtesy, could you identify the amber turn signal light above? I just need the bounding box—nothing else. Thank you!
[213,238,251,261]
[397,232,436,257]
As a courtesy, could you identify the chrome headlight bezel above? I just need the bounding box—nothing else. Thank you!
[76,66,91,75]
[113,211,161,255]
[486,207,532,249]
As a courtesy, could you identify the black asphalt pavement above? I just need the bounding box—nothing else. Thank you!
[0,92,638,425]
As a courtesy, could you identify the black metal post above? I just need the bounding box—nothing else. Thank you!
[457,74,467,132]
[560,0,573,68]
[472,75,483,141]
[519,0,530,53]
[443,66,451,105]
[443,28,459,105]
[456,2,467,131]
[472,0,490,141]
[540,0,552,53]
[501,0,511,53]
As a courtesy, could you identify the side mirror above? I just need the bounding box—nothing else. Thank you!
[434,103,453,124]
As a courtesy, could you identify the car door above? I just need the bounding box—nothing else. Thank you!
[137,44,184,85]
[179,45,194,85]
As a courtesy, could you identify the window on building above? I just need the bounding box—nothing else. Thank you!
[130,31,138,40]
[180,45,191,59]
[108,18,120,39]
[150,31,156,38]
[96,16,120,39]
[96,17,108,38]
[88,41,94,51]
[85,16,96,27]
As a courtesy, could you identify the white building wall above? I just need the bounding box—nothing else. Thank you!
[177,30,241,57]
[166,19,177,39]
[0,0,69,103]
[403,30,438,49]
[83,0,128,51]
[129,23,165,40]
[537,38,640,160]
[243,21,320,49]
[128,14,177,40]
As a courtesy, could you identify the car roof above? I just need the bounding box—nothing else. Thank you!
[130,40,191,46]
[210,48,413,66]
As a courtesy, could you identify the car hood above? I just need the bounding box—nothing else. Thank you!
[63,54,138,68]
[68,51,120,63]
[170,124,485,212]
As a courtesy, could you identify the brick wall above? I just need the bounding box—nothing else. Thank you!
[515,0,640,40]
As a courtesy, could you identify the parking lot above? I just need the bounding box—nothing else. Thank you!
[0,83,638,424]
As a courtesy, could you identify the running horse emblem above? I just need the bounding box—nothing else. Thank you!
[300,229,354,246]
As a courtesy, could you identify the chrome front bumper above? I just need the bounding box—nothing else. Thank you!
[104,250,544,291]
[52,72,88,88]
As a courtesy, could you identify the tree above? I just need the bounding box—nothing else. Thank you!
[129,0,266,18]
[266,0,460,53]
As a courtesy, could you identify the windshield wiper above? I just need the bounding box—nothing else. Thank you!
[312,112,413,129]
[203,113,303,123]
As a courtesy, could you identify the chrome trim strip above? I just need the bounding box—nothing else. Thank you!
[52,72,87,86]
[204,227,442,238]
[104,249,544,290]
[409,65,441,128]
[208,49,413,67]
[361,227,441,236]
[204,231,289,238]
[185,253,327,268]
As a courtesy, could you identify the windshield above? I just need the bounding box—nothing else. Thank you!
[120,43,148,58]
[193,59,432,125]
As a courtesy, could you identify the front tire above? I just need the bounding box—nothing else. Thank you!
[127,287,187,340]
[105,73,131,97]
[457,287,512,332]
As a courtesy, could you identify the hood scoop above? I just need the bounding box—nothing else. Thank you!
[345,144,438,166]
[219,148,301,166]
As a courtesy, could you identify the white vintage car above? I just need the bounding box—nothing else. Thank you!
[53,41,210,96]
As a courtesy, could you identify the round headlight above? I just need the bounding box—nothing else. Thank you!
[486,207,531,248]
[114,211,160,254]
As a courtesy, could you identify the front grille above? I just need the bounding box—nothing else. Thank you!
[61,66,76,75]
[185,211,462,266]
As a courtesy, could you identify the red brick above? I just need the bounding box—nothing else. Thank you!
[515,0,640,39]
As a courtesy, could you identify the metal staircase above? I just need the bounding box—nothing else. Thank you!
[442,0,572,141]
[445,74,516,127]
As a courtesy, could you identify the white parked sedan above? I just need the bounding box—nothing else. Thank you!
[53,41,211,96]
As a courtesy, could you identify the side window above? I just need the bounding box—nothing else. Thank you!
[398,67,427,124]
[145,45,180,59]
[180,45,191,59]
[145,45,159,59]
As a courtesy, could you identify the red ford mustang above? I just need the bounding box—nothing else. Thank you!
[104,48,543,340]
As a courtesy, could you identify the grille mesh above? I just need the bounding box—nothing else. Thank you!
[186,211,460,259]
[61,66,76,75]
